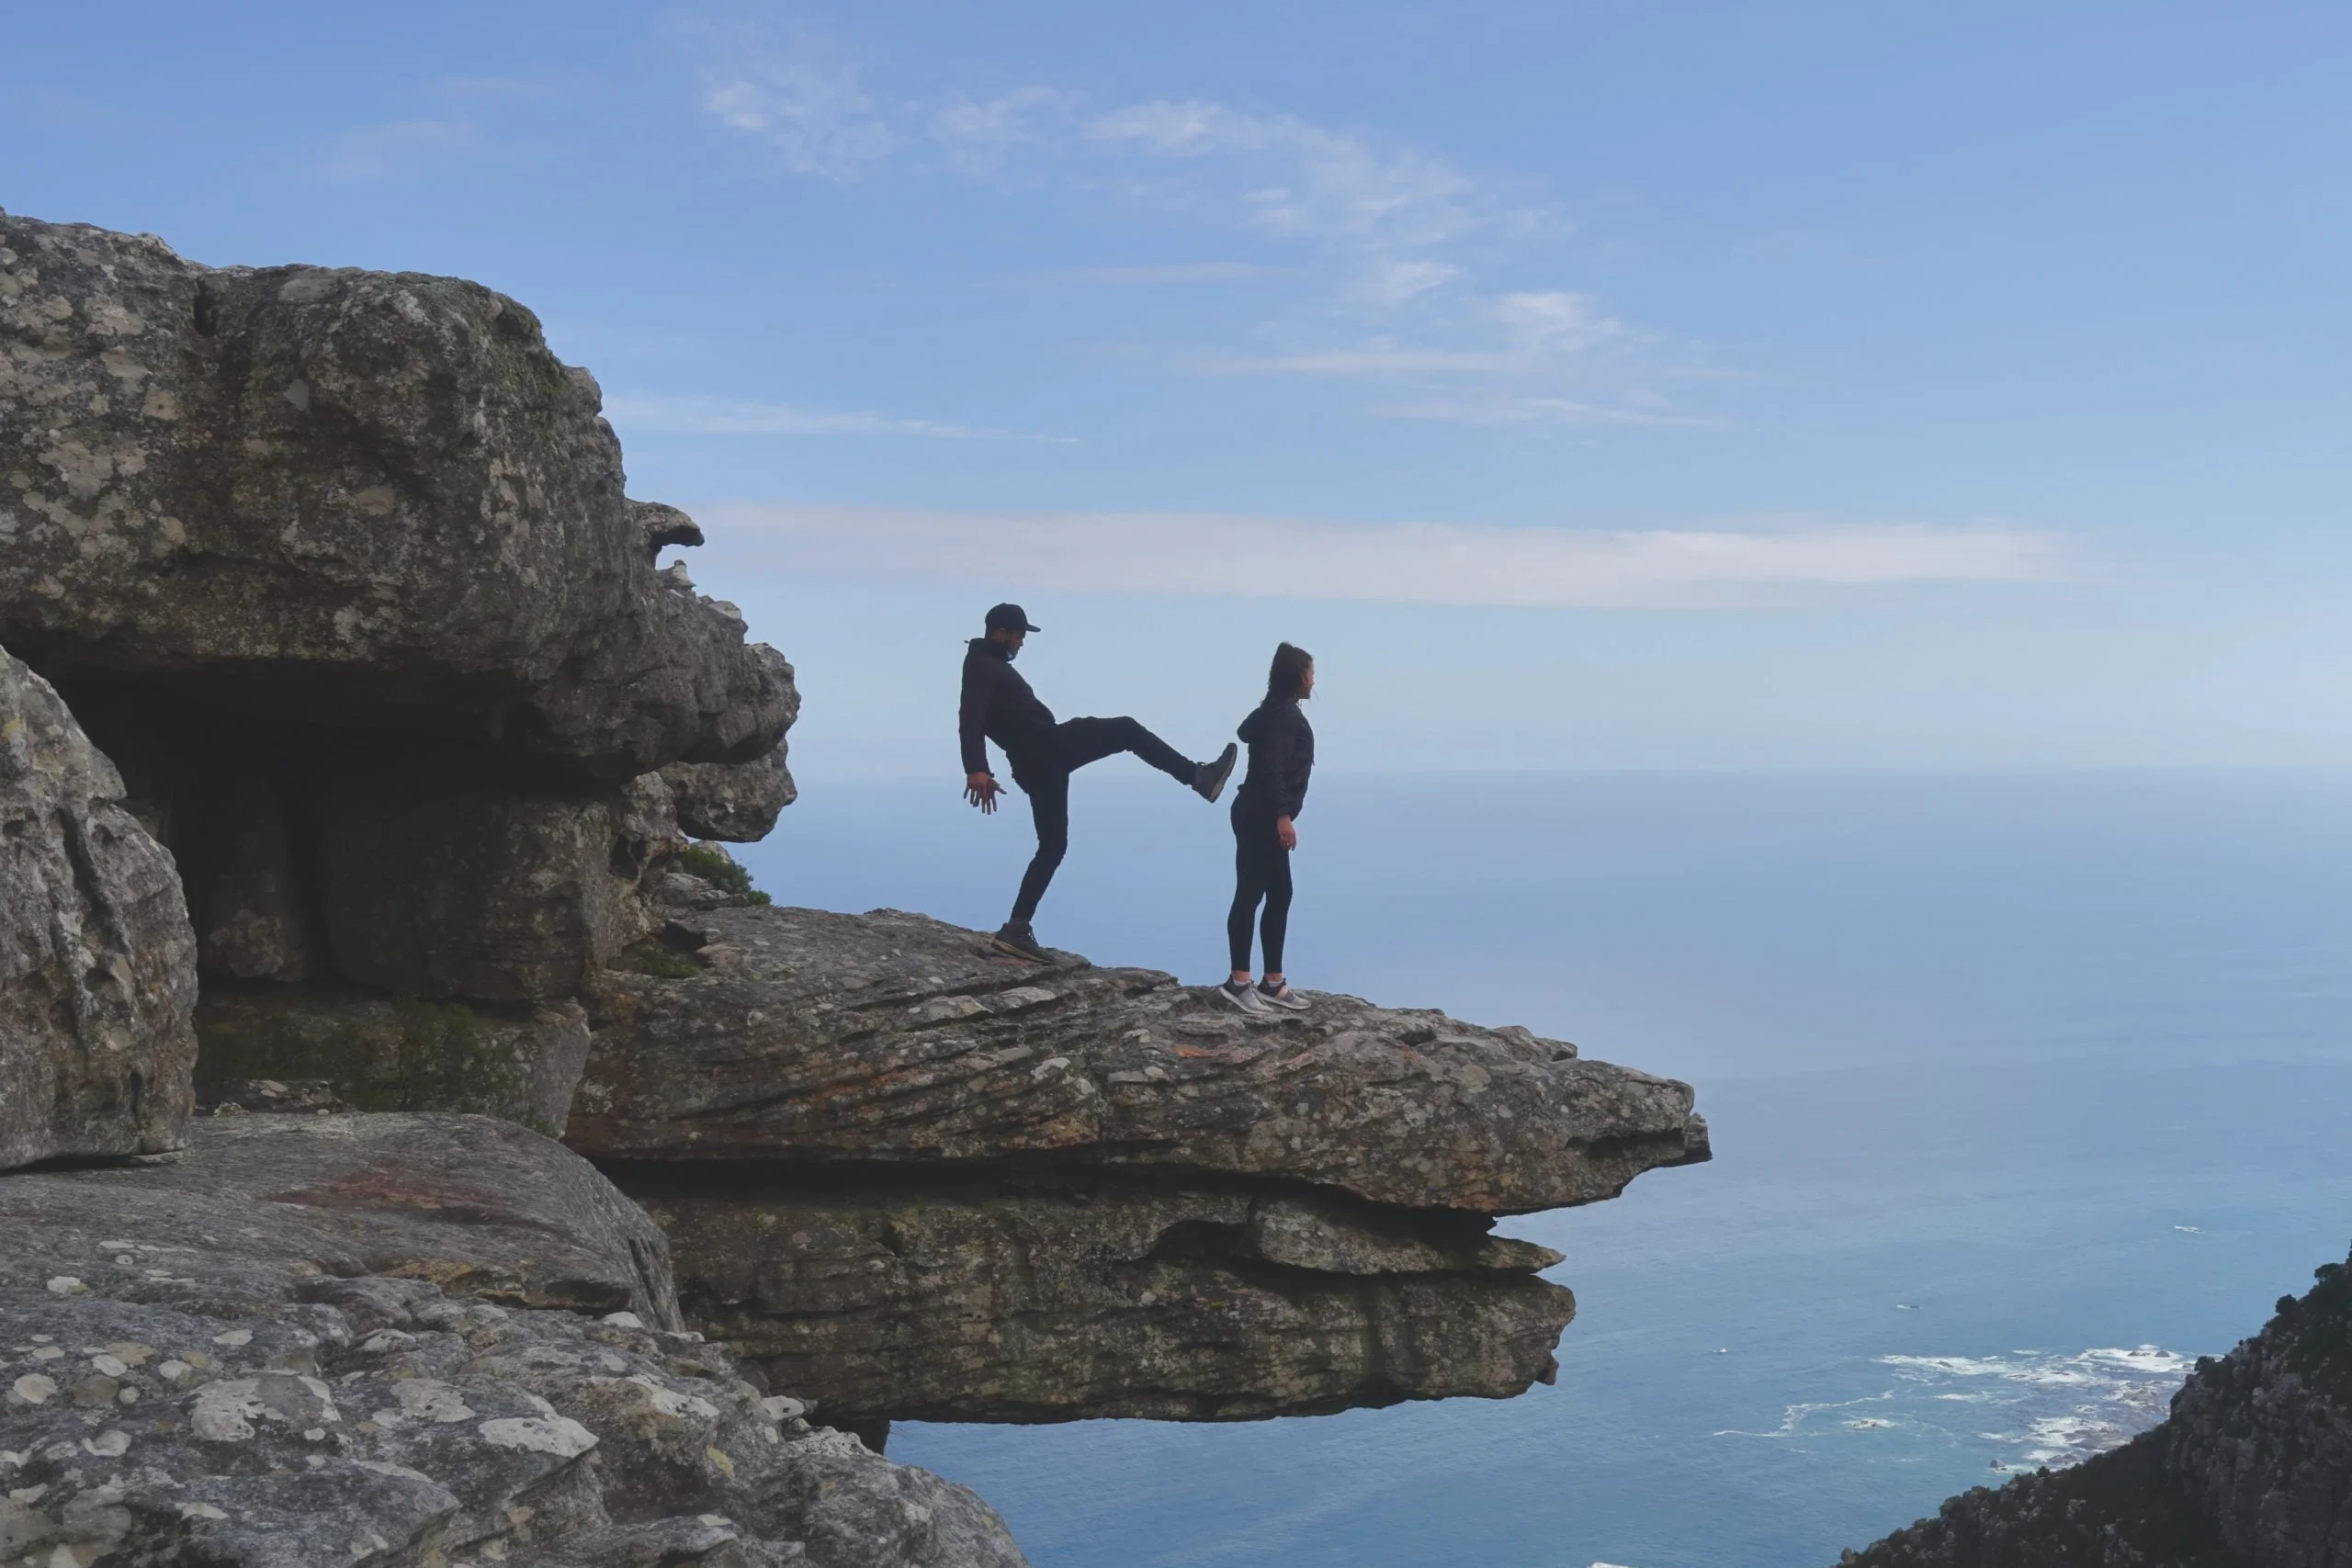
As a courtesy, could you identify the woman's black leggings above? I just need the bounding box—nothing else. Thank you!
[1227,805,1293,974]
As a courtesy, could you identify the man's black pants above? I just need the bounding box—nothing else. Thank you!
[1227,803,1293,974]
[1010,716,1194,922]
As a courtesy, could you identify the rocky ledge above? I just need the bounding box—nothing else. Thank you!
[569,903,1709,1214]
[0,1113,1023,1568]
[567,896,1706,1427]
[1838,1245,2352,1568]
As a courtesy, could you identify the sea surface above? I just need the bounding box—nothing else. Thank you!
[736,770,2352,1568]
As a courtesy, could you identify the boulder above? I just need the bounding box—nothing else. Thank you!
[629,1174,1575,1425]
[0,643,196,1170]
[0,210,790,780]
[664,647,800,843]
[0,1114,1026,1568]
[568,905,1709,1214]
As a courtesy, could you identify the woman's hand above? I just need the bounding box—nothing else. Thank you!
[1276,815,1297,850]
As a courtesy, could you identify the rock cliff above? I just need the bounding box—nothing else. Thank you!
[1,208,1716,1564]
[1838,1246,2352,1568]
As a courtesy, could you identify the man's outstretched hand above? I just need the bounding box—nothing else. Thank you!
[967,772,1002,813]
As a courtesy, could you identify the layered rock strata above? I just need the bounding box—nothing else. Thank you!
[0,1112,1025,1568]
[1838,1247,2352,1568]
[569,904,1709,1214]
[572,895,1707,1426]
[630,1173,1576,1426]
[0,644,196,1169]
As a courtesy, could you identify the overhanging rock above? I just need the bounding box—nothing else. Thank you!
[0,210,789,780]
[568,904,1709,1214]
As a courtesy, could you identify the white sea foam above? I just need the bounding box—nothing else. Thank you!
[1716,1343,2198,1472]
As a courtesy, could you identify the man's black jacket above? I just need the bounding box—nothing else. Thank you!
[1234,696,1313,819]
[959,637,1057,775]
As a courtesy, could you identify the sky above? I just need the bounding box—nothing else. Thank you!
[6,1,2349,774]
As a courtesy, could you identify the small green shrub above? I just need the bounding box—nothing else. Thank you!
[628,943,702,979]
[195,997,534,1125]
[680,842,758,897]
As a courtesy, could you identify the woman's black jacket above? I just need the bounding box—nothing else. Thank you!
[1234,697,1313,819]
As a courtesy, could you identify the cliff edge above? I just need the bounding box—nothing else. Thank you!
[2,208,1713,1564]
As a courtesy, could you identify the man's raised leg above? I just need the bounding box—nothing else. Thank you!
[1056,716,1236,797]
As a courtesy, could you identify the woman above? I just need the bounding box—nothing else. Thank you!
[1220,643,1315,1013]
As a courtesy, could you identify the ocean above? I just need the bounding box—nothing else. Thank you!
[735,769,2352,1568]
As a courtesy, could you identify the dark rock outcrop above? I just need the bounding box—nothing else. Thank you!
[1838,1247,2352,1568]
[0,210,789,779]
[0,643,196,1169]
[630,1173,1575,1426]
[569,904,1709,1214]
[0,1112,1027,1567]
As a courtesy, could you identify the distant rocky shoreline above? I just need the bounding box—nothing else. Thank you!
[1,209,1708,1565]
[1836,1247,2352,1567]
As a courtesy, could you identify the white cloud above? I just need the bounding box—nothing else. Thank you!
[933,85,1069,169]
[701,502,2070,609]
[1085,99,1486,307]
[1064,262,1280,284]
[684,13,895,176]
[314,117,478,182]
[671,32,1693,420]
[605,395,1068,442]
[1195,348,1524,377]
[1372,395,1709,427]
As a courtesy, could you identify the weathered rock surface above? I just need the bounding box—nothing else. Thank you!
[664,647,800,843]
[665,742,797,844]
[569,905,1709,1214]
[628,1173,1574,1425]
[0,1112,1028,1567]
[0,211,791,780]
[197,983,593,1133]
[1838,1247,2352,1568]
[0,1113,678,1326]
[0,644,196,1170]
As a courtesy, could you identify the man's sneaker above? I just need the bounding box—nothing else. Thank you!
[1217,978,1270,1013]
[992,921,1049,963]
[1194,742,1239,802]
[1257,980,1311,1012]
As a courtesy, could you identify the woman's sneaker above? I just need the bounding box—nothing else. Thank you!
[1257,980,1311,1012]
[1217,978,1269,1013]
[1194,743,1239,802]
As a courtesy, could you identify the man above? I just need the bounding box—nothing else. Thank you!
[961,603,1238,961]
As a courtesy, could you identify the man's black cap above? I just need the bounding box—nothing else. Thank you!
[985,603,1042,633]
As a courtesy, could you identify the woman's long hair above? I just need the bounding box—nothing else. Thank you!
[1266,642,1314,702]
